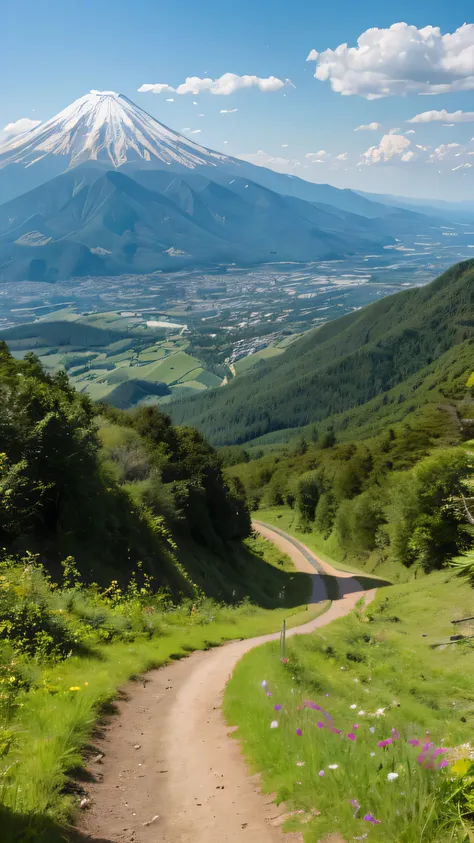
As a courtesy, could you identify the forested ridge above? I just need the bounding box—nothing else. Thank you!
[171,259,474,445]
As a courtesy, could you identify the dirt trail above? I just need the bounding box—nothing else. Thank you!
[79,523,375,843]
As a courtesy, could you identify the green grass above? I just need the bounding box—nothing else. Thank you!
[224,572,474,842]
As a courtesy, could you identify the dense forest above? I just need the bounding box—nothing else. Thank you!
[0,341,251,595]
[171,259,474,445]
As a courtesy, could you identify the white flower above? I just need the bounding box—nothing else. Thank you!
[350,704,357,710]
[370,752,376,757]
[354,678,359,683]
[328,764,339,769]
[387,772,399,782]
[270,720,278,729]
[369,726,375,734]
[296,761,305,767]
[358,710,365,716]
[375,708,385,717]
[261,680,267,687]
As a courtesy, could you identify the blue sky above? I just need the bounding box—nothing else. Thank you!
[2,0,474,199]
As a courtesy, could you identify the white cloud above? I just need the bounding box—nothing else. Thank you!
[408,109,474,123]
[337,152,348,160]
[220,108,238,114]
[401,151,415,161]
[3,117,41,137]
[138,73,284,96]
[306,23,474,98]
[237,150,293,173]
[354,122,380,131]
[453,163,472,170]
[305,150,328,160]
[388,127,400,135]
[362,133,411,164]
[190,129,202,134]
[405,130,416,135]
[166,98,174,102]
[281,143,288,148]
[442,123,455,127]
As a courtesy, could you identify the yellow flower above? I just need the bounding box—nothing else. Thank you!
[69,686,81,692]
[84,682,89,686]
[451,758,472,776]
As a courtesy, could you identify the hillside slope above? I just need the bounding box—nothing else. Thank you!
[171,259,474,445]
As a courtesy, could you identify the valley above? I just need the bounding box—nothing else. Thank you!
[1,230,473,408]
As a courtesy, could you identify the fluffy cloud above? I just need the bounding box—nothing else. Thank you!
[362,133,411,164]
[305,150,328,160]
[408,109,474,123]
[236,150,294,173]
[306,23,474,98]
[3,117,41,137]
[220,108,238,114]
[354,122,380,131]
[405,130,416,135]
[337,152,348,160]
[138,73,284,96]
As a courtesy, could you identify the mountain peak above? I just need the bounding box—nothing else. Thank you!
[0,90,232,170]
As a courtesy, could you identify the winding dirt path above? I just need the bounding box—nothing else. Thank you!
[79,523,375,843]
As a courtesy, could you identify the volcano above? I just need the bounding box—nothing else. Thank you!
[0,91,442,281]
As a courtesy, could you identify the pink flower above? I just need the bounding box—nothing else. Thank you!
[296,728,302,737]
[303,700,322,711]
[317,721,324,729]
[353,724,359,730]
[408,739,420,746]
[266,691,272,697]
[378,738,393,748]
[347,733,356,741]
[392,728,401,740]
[439,760,449,768]
[319,770,325,777]
[280,658,289,664]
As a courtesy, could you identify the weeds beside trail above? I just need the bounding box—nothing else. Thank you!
[225,572,474,842]
[0,545,326,842]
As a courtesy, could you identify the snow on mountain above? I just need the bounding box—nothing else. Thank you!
[0,90,232,170]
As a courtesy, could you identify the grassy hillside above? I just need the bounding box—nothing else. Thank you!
[170,259,474,445]
[224,571,474,842]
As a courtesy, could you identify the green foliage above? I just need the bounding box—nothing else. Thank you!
[171,259,474,445]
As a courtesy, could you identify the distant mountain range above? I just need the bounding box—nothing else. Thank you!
[0,90,469,282]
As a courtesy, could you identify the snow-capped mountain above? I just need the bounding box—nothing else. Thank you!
[0,90,232,171]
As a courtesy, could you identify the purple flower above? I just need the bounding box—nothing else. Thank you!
[408,739,420,746]
[317,721,324,729]
[364,813,381,825]
[303,700,322,711]
[392,728,401,740]
[347,733,356,741]
[296,728,302,737]
[350,799,360,818]
[353,724,359,730]
[439,759,449,768]
[274,704,282,712]
[378,738,393,748]
[318,770,325,777]
[266,691,272,697]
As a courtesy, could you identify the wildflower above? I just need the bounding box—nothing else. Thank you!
[439,760,449,768]
[375,708,385,717]
[280,658,289,664]
[364,813,381,825]
[354,678,359,683]
[358,710,365,716]
[318,770,325,777]
[408,738,420,746]
[274,704,282,712]
[353,724,359,730]
[369,726,375,734]
[387,772,399,782]
[296,728,302,737]
[296,761,305,767]
[69,686,81,692]
[370,752,376,757]
[392,728,401,740]
[328,764,338,769]
[266,691,272,697]
[270,720,278,729]
[350,798,360,818]
[261,680,267,688]
[84,682,89,687]
[303,700,322,711]
[350,704,357,710]
[347,733,356,742]
[378,738,393,748]
[317,721,324,729]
